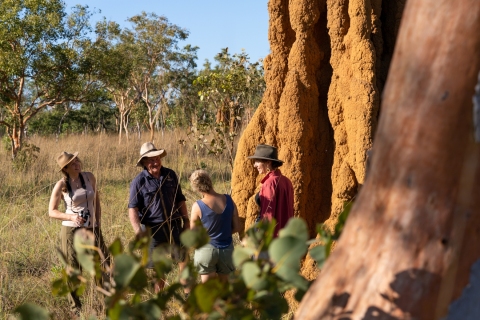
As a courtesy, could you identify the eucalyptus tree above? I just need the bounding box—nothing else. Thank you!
[94,13,197,143]
[192,49,266,167]
[92,20,138,143]
[168,44,200,129]
[0,0,103,158]
[120,12,197,142]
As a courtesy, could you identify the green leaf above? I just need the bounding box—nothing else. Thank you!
[151,246,173,279]
[278,218,308,242]
[51,277,70,297]
[113,254,141,289]
[308,244,328,268]
[258,291,289,319]
[233,246,255,267]
[180,225,210,249]
[109,238,123,256]
[137,300,162,319]
[73,228,96,275]
[245,219,276,250]
[15,303,50,320]
[334,201,352,239]
[269,236,308,288]
[107,301,123,320]
[129,266,148,291]
[194,279,224,313]
[55,247,68,266]
[241,262,268,291]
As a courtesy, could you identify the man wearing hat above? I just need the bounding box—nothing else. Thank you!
[248,144,294,237]
[128,142,190,292]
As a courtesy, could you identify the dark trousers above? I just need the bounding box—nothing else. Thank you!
[149,219,186,262]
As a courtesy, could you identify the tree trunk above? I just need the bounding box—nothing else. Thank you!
[296,0,480,319]
[148,118,154,143]
[118,112,124,144]
[11,123,23,159]
[229,102,236,134]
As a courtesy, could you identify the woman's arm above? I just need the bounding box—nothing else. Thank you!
[190,202,201,230]
[178,200,190,231]
[231,202,241,235]
[49,180,84,226]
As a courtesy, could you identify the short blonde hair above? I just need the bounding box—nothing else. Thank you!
[189,169,213,193]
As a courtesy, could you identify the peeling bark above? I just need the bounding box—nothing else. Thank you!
[296,0,480,318]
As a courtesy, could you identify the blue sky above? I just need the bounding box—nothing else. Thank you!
[63,0,270,67]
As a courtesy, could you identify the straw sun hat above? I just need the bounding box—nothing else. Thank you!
[56,151,79,171]
[136,142,167,167]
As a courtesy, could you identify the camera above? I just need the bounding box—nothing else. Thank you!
[78,209,91,227]
[79,209,90,220]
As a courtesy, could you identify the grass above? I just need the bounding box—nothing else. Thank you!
[0,130,234,319]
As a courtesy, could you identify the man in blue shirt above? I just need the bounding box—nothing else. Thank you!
[128,142,190,293]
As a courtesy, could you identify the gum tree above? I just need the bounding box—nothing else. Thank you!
[92,20,139,143]
[191,49,265,168]
[0,0,102,158]
[101,12,197,143]
[296,0,480,318]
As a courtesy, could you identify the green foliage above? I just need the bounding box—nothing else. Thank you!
[187,48,265,169]
[270,219,310,291]
[180,219,210,249]
[29,103,117,135]
[14,303,50,320]
[17,207,351,319]
[0,1,267,152]
[0,0,105,157]
[94,12,199,141]
[309,201,353,268]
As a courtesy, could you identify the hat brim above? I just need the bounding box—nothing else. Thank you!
[247,155,284,164]
[59,152,79,171]
[136,149,167,167]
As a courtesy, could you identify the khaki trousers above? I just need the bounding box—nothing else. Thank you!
[60,226,109,311]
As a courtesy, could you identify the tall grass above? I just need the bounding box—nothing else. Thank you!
[0,130,234,319]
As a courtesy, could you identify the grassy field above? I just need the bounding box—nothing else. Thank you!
[0,130,234,319]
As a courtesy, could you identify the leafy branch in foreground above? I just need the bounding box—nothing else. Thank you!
[14,206,351,319]
[308,201,353,269]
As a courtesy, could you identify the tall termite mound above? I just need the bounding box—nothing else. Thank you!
[232,0,406,250]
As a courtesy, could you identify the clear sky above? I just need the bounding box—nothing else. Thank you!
[63,0,270,67]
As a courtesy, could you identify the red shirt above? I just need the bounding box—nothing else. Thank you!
[259,169,294,237]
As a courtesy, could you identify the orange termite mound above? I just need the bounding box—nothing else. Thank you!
[231,0,406,279]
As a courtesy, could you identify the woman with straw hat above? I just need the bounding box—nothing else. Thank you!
[248,144,294,237]
[48,151,109,314]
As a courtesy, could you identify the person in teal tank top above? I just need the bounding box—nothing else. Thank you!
[189,170,241,283]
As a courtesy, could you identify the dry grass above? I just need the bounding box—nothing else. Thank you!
[0,130,233,319]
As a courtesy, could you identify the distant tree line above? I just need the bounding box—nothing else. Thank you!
[0,0,265,159]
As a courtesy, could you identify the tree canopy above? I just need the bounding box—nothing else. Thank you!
[0,0,103,158]
[0,1,265,159]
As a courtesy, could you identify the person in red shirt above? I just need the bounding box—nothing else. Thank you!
[248,144,294,237]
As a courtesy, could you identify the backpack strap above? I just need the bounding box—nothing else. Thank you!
[65,173,87,199]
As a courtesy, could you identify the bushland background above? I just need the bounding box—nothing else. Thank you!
[0,131,238,319]
[0,1,268,318]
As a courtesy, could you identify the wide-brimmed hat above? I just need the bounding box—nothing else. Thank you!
[136,142,167,167]
[247,144,283,165]
[57,151,79,171]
